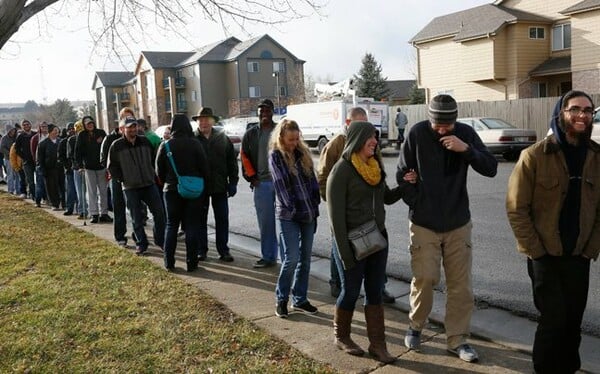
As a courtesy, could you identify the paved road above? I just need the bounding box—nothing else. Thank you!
[225,154,600,336]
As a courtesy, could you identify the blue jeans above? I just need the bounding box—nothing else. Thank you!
[333,240,388,310]
[276,219,316,305]
[35,166,47,204]
[4,158,18,194]
[163,190,203,268]
[110,179,128,242]
[124,184,165,250]
[74,170,88,216]
[64,169,77,212]
[199,193,231,257]
[330,232,341,287]
[253,180,279,262]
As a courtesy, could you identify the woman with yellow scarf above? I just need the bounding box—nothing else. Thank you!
[327,121,416,363]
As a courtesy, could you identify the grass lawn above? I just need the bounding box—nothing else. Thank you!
[0,193,336,373]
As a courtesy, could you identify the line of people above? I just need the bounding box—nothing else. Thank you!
[2,90,597,372]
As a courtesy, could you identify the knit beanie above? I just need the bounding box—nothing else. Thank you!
[428,94,458,124]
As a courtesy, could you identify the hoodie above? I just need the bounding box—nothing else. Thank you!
[74,121,107,170]
[155,116,209,193]
[326,121,407,270]
[549,92,593,254]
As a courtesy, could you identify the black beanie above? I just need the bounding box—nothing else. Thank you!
[429,94,458,124]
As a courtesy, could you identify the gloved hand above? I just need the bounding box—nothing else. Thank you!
[227,183,237,197]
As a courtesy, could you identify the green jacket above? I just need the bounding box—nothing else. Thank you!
[506,135,600,260]
[326,121,411,270]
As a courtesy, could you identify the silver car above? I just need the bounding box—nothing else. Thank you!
[458,117,537,161]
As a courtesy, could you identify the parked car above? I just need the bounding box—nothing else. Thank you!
[457,117,537,161]
[546,106,600,143]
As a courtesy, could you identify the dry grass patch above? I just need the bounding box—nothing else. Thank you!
[0,193,336,373]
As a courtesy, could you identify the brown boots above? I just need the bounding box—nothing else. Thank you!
[333,307,365,356]
[364,304,397,364]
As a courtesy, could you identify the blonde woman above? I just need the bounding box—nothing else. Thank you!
[268,119,320,318]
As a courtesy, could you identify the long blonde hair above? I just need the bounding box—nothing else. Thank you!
[269,119,313,176]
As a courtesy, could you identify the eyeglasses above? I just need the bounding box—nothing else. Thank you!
[565,107,594,116]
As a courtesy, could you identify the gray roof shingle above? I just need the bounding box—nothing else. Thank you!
[561,0,600,14]
[410,4,551,44]
[385,80,418,99]
[141,51,195,68]
[529,56,571,77]
[95,71,135,87]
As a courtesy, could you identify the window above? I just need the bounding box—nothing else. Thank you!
[552,24,571,51]
[247,61,260,73]
[529,27,545,39]
[274,86,287,96]
[249,86,261,98]
[535,82,547,98]
[273,61,286,72]
[191,90,197,102]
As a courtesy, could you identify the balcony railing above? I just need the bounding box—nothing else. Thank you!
[162,77,186,89]
[165,100,188,113]
[113,92,130,102]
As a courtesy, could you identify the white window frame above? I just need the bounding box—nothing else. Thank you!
[552,23,571,51]
[247,61,260,73]
[529,27,545,39]
[273,61,286,72]
[249,86,261,98]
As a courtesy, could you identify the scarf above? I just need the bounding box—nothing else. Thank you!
[351,153,381,186]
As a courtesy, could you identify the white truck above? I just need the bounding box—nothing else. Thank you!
[285,99,390,151]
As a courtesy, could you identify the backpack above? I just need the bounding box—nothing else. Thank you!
[9,143,23,171]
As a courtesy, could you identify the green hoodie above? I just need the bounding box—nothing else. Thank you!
[326,121,409,270]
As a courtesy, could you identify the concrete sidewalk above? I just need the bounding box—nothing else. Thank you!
[9,191,600,373]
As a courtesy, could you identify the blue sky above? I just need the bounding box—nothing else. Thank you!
[0,0,490,104]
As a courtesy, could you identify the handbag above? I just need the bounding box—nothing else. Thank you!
[164,141,204,199]
[347,193,387,260]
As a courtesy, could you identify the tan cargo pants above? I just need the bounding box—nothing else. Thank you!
[407,221,474,349]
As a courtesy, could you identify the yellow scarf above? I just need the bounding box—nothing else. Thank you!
[351,153,381,186]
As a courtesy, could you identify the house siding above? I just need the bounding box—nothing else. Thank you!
[571,11,600,71]
[499,0,580,20]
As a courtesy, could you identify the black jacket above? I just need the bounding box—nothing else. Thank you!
[58,137,71,170]
[36,137,60,175]
[156,120,209,193]
[75,127,106,170]
[15,131,36,164]
[101,129,122,168]
[397,120,497,232]
[197,128,239,195]
[108,136,156,190]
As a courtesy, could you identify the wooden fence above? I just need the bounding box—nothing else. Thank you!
[388,94,600,141]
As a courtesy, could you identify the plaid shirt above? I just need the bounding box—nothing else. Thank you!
[269,149,320,223]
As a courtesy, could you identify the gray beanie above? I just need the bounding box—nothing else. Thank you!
[428,94,458,124]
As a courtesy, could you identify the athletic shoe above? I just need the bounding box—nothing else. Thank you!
[276,301,288,318]
[448,344,479,363]
[291,301,318,314]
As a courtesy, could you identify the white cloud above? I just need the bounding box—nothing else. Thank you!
[0,0,490,104]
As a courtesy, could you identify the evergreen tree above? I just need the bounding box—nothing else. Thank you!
[408,83,425,104]
[353,53,388,100]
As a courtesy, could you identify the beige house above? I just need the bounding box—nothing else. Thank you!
[410,0,600,102]
[92,34,305,131]
[91,72,136,131]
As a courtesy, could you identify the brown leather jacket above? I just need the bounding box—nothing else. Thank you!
[506,135,600,260]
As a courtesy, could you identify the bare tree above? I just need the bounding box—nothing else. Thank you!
[0,0,325,54]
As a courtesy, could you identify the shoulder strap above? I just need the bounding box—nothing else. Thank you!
[164,140,180,177]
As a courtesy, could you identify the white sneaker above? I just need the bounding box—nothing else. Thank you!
[448,344,479,362]
[19,193,26,199]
